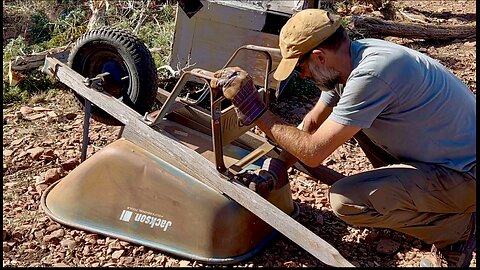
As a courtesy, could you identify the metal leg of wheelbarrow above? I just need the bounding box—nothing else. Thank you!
[80,99,92,162]
[80,100,126,162]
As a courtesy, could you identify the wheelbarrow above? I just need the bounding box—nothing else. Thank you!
[40,26,353,267]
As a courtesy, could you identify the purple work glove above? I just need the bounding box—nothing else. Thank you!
[210,67,266,126]
[235,158,288,197]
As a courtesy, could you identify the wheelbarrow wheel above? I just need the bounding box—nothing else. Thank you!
[68,27,158,126]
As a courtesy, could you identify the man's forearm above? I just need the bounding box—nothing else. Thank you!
[278,120,306,168]
[256,109,360,168]
[256,111,329,167]
[276,100,333,169]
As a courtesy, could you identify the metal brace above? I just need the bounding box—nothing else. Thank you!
[83,72,111,92]
[47,63,61,81]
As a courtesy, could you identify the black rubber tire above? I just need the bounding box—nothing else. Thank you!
[68,27,158,126]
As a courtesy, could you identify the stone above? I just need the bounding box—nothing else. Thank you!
[4,182,17,187]
[47,111,58,118]
[464,41,476,47]
[3,242,10,252]
[82,245,90,255]
[11,231,22,240]
[60,239,77,249]
[42,149,56,160]
[43,234,59,244]
[85,234,98,244]
[50,228,65,238]
[33,106,52,112]
[179,260,190,267]
[112,250,124,259]
[24,113,46,121]
[109,240,122,250]
[19,106,34,116]
[46,224,61,233]
[65,112,77,120]
[26,147,44,160]
[365,230,381,244]
[61,158,80,171]
[44,168,61,184]
[35,184,48,194]
[34,231,44,239]
[376,238,401,255]
[10,138,24,146]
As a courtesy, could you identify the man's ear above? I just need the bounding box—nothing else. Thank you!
[311,48,326,64]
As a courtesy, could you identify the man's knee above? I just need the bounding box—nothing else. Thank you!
[328,170,405,223]
[328,178,367,220]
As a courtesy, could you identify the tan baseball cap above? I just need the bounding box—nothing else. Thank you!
[273,9,341,81]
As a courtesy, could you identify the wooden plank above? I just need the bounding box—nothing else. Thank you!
[8,45,70,86]
[42,57,354,267]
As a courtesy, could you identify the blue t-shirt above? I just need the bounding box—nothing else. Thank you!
[320,39,476,178]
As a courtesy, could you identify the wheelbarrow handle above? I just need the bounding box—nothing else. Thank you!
[189,68,215,81]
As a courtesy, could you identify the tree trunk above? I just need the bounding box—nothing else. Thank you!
[88,0,109,30]
[352,16,476,40]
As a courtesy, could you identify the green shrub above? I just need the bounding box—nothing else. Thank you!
[3,82,29,104]
[110,3,177,67]
[3,36,30,76]
[138,21,175,67]
[3,5,89,106]
[50,8,89,46]
[29,11,53,44]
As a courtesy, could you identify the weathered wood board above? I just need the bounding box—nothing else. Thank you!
[7,45,70,86]
[42,57,354,267]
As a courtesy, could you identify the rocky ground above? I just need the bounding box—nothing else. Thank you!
[3,0,476,267]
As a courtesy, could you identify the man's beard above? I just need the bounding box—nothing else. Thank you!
[307,60,341,91]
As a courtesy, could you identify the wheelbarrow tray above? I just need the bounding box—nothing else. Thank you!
[41,130,296,263]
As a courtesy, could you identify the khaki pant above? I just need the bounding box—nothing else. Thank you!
[328,131,476,248]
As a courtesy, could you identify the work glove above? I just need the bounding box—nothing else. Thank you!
[210,67,266,126]
[235,158,288,197]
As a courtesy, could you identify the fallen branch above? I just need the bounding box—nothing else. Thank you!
[7,45,71,86]
[352,15,476,40]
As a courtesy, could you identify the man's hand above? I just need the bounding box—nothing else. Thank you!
[235,158,289,197]
[210,67,266,126]
[258,158,288,190]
